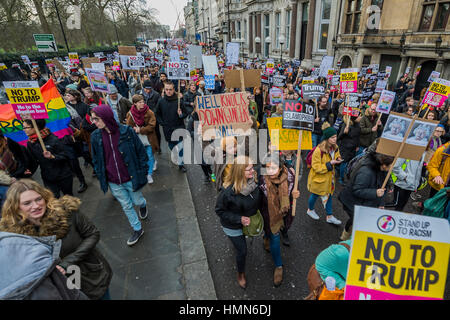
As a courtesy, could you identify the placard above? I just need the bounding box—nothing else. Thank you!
[204,75,215,90]
[301,83,325,100]
[376,90,396,114]
[118,46,137,56]
[3,81,47,120]
[340,68,358,93]
[0,63,8,70]
[81,57,100,69]
[428,71,440,83]
[269,87,284,105]
[188,45,203,69]
[128,56,145,69]
[85,68,109,93]
[91,63,105,72]
[202,55,219,75]
[196,92,252,140]
[345,206,450,300]
[421,78,450,108]
[167,61,190,80]
[267,117,312,151]
[68,52,79,64]
[319,56,334,78]
[226,42,240,66]
[375,79,388,93]
[282,100,314,131]
[272,75,286,88]
[224,69,261,88]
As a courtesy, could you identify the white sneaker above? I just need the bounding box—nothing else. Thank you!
[147,175,154,184]
[326,215,342,225]
[153,160,157,171]
[306,209,320,220]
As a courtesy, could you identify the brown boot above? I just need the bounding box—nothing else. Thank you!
[340,228,352,241]
[274,266,283,287]
[237,272,247,289]
[263,237,270,252]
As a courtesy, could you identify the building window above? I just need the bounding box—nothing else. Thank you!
[264,14,270,57]
[237,20,241,40]
[419,0,450,31]
[362,55,372,66]
[344,0,363,34]
[275,12,281,49]
[319,0,331,50]
[285,10,291,49]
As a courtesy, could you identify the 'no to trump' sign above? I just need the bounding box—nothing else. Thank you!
[167,61,190,80]
[4,81,48,120]
[345,206,450,300]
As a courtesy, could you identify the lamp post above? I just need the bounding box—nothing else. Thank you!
[279,34,285,64]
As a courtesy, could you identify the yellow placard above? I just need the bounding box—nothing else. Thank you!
[429,81,450,96]
[347,230,449,299]
[0,63,7,70]
[267,117,312,150]
[328,69,334,76]
[302,79,314,85]
[340,72,358,82]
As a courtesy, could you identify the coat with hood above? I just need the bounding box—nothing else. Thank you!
[183,90,201,115]
[359,107,383,147]
[338,152,387,213]
[138,88,161,113]
[91,105,149,193]
[106,94,132,124]
[307,141,341,196]
[315,240,352,290]
[392,154,425,191]
[0,196,112,300]
[0,232,88,300]
[337,121,361,162]
[155,93,188,142]
[427,141,450,191]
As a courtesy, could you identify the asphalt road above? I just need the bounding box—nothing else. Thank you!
[186,155,450,300]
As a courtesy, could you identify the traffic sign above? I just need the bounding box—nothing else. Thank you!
[33,34,58,52]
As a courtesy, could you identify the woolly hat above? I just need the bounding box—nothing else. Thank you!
[321,122,337,141]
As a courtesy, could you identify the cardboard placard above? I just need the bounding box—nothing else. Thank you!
[224,69,261,89]
[118,46,137,56]
[301,84,325,100]
[267,117,312,150]
[282,100,315,131]
[81,57,100,69]
[196,92,253,140]
[345,206,450,300]
[3,81,47,120]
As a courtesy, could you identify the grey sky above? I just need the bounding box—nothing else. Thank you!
[149,0,188,31]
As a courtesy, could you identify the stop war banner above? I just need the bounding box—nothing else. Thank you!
[196,92,253,140]
[345,206,450,300]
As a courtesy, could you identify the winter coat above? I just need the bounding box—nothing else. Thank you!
[427,142,450,191]
[338,153,387,212]
[126,108,160,153]
[27,133,73,182]
[183,90,201,115]
[392,155,425,191]
[91,124,149,193]
[215,184,262,230]
[439,115,450,143]
[307,141,341,196]
[315,240,352,290]
[359,107,383,147]
[3,137,33,179]
[138,89,161,114]
[337,122,361,162]
[313,107,332,136]
[108,77,129,98]
[155,93,188,142]
[0,232,88,300]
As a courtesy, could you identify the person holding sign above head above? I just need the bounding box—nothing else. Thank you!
[306,123,343,225]
[24,119,74,198]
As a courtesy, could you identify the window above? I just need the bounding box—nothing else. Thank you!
[319,0,331,50]
[419,0,450,31]
[285,10,291,49]
[344,0,363,34]
[237,20,241,40]
[362,55,372,66]
[264,14,270,57]
[275,12,281,49]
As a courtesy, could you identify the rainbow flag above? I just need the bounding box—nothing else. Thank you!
[0,79,72,146]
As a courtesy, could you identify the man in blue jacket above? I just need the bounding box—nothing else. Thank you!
[90,104,149,246]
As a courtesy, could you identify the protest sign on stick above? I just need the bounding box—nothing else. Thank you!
[224,69,261,89]
[167,61,190,80]
[340,68,358,93]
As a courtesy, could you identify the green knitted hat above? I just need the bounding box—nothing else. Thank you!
[322,126,337,141]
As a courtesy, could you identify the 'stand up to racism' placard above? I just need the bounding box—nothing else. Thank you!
[196,92,252,140]
[345,206,450,300]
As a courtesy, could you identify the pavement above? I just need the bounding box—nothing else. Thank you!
[35,139,217,300]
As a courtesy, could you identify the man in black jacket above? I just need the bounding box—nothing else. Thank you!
[312,95,332,147]
[106,71,129,98]
[183,81,201,115]
[155,81,188,172]
[24,119,73,197]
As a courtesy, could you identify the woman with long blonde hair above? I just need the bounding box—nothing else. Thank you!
[0,179,112,300]
[215,156,262,289]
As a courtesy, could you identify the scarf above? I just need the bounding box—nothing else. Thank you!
[130,104,149,127]
[265,167,290,234]
[240,177,258,196]
[28,128,51,144]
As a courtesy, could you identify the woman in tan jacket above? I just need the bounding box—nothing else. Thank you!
[126,94,159,184]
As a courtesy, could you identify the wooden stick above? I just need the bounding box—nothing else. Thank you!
[31,118,47,152]
[177,80,181,113]
[239,68,245,92]
[381,114,418,189]
[291,130,303,217]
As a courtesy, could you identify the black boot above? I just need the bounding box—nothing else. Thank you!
[280,228,290,247]
[78,182,88,193]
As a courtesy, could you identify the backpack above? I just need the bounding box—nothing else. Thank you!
[422,187,449,218]
[306,146,325,169]
[345,148,368,181]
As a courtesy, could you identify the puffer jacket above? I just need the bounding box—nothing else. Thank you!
[392,154,425,191]
[428,142,450,191]
[315,240,352,290]
[0,232,88,300]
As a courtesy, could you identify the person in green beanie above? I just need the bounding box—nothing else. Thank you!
[307,122,343,225]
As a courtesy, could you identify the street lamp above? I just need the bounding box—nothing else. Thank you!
[279,35,285,63]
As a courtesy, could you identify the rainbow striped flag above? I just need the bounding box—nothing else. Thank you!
[0,78,72,146]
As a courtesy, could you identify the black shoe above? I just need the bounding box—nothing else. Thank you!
[127,229,144,246]
[78,182,88,193]
[280,229,290,247]
[139,205,148,220]
[179,165,187,173]
[204,175,210,183]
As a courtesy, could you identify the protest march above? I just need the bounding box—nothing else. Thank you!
[0,5,449,306]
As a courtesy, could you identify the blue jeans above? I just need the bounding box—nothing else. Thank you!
[308,193,333,216]
[339,162,348,181]
[145,145,154,176]
[311,134,321,148]
[265,232,283,267]
[108,181,146,231]
[168,141,184,166]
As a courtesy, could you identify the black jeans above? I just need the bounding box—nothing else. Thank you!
[228,235,247,273]
[343,204,354,232]
[43,175,73,198]
[393,185,412,211]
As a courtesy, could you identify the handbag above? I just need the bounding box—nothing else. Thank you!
[242,210,264,237]
[129,112,150,147]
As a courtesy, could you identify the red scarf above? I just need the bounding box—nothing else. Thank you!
[28,128,51,143]
[130,104,149,127]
